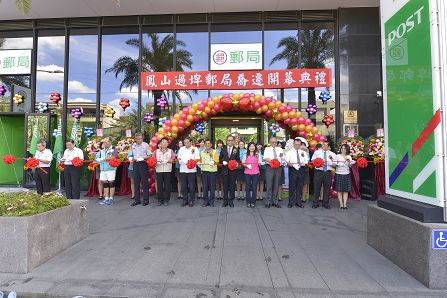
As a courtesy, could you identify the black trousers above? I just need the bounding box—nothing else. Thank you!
[312,169,333,206]
[180,172,196,203]
[35,167,50,194]
[134,162,149,203]
[288,167,304,206]
[64,165,81,199]
[202,171,216,204]
[156,172,171,203]
[222,174,236,203]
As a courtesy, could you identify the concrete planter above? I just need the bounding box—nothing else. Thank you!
[0,200,89,274]
[367,205,447,289]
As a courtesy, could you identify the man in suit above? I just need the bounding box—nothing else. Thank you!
[219,134,240,207]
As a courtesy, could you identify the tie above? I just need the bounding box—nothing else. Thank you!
[323,151,327,171]
[296,149,301,166]
[228,147,231,157]
[273,148,277,159]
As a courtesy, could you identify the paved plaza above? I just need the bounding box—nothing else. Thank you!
[1,196,446,298]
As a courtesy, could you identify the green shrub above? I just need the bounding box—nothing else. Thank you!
[0,192,70,217]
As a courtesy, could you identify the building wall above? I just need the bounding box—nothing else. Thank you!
[338,7,383,137]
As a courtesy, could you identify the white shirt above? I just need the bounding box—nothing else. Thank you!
[285,148,309,170]
[263,146,284,165]
[177,146,200,173]
[335,154,355,175]
[311,149,336,171]
[35,148,53,168]
[155,148,174,173]
[62,147,84,165]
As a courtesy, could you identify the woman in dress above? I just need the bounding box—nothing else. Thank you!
[236,140,247,200]
[215,139,224,200]
[334,144,355,209]
[256,143,265,201]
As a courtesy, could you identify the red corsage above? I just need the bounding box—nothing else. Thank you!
[87,162,98,171]
[3,155,16,164]
[270,159,281,169]
[147,156,157,168]
[356,157,368,169]
[72,157,84,167]
[58,163,65,171]
[228,159,238,171]
[187,159,197,169]
[313,158,324,168]
[25,157,39,169]
[108,157,121,168]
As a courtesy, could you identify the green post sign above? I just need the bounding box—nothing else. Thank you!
[382,0,445,207]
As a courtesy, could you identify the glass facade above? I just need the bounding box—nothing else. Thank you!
[0,9,382,145]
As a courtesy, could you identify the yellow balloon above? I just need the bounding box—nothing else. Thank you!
[171,132,178,139]
[289,111,296,118]
[232,94,240,100]
[261,105,269,112]
[309,140,318,147]
[268,102,275,109]
[312,127,319,134]
[185,121,191,127]
[275,101,282,108]
[157,134,163,140]
[192,103,198,109]
[171,126,178,133]
[174,114,180,120]
[305,125,312,132]
[158,127,164,134]
[186,115,194,122]
[256,108,262,114]
[201,112,208,118]
[188,108,196,115]
[171,119,178,126]
[254,94,262,101]
[296,111,302,118]
[207,101,214,108]
[292,124,299,131]
[204,107,211,114]
[298,124,305,131]
[275,114,282,121]
[281,112,289,120]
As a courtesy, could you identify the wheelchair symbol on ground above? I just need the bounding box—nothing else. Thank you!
[433,230,447,249]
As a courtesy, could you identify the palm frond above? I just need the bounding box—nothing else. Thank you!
[15,0,31,14]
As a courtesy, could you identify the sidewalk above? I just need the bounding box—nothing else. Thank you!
[1,196,446,298]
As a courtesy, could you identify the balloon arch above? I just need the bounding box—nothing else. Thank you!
[150,93,326,151]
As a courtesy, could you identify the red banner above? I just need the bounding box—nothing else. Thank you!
[140,69,331,90]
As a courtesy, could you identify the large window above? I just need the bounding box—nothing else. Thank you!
[36,31,65,112]
[66,29,98,142]
[101,28,139,140]
[0,33,33,112]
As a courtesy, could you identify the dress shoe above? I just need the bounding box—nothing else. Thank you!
[323,205,331,209]
[181,201,188,207]
[164,202,169,206]
[131,201,141,206]
[210,202,214,207]
[312,204,319,209]
[296,204,304,208]
[202,202,209,207]
[189,202,194,207]
[265,204,271,208]
[229,201,234,207]
[157,201,163,206]
[274,204,281,208]
[222,202,228,207]
[287,205,293,208]
[142,202,149,206]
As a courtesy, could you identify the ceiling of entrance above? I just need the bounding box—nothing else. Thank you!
[0,0,379,20]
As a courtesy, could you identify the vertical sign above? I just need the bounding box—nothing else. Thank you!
[381,0,444,206]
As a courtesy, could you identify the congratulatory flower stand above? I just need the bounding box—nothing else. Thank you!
[0,192,89,274]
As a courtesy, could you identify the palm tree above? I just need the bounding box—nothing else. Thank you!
[270,29,334,105]
[106,33,193,131]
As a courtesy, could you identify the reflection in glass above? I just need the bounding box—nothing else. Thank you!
[0,36,33,112]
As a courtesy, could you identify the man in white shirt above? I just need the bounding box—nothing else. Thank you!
[263,136,284,208]
[177,137,200,207]
[311,140,336,209]
[34,140,53,194]
[61,139,84,200]
[130,132,152,206]
[285,138,309,208]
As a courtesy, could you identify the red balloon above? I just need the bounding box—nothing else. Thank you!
[182,107,189,113]
[180,113,187,120]
[193,115,200,122]
[320,135,327,142]
[297,116,305,124]
[284,118,291,124]
[286,106,293,112]
[309,146,316,153]
[278,105,286,113]
[165,120,171,126]
[259,99,266,106]
[265,110,273,118]
[198,104,205,111]
[313,133,321,141]
[305,118,312,125]
[252,102,261,110]
[299,131,306,137]
[290,118,298,125]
